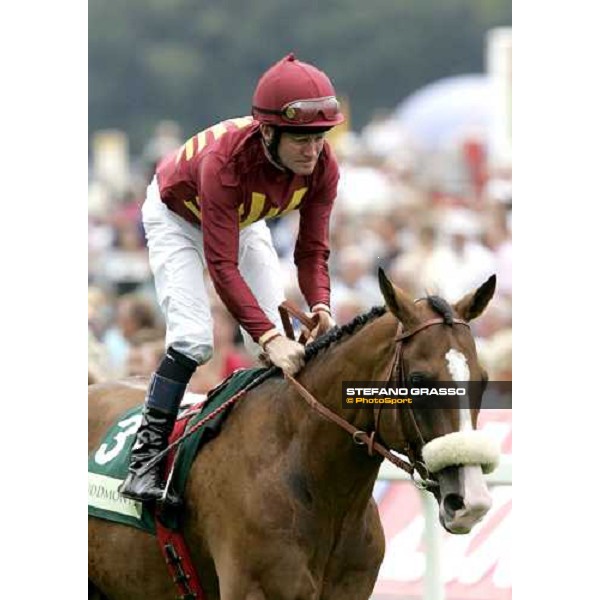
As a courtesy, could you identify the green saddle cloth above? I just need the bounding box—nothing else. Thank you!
[88,367,269,534]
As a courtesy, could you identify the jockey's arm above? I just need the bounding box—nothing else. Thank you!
[294,195,334,320]
[294,147,339,326]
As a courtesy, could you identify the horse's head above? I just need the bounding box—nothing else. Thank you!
[377,268,500,534]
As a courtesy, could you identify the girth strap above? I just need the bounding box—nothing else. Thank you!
[155,520,205,600]
[154,408,207,600]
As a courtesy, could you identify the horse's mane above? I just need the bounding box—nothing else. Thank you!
[303,295,455,365]
[304,293,456,363]
[305,306,387,363]
[425,295,455,325]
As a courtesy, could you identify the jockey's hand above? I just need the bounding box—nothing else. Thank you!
[259,330,305,375]
[305,304,336,343]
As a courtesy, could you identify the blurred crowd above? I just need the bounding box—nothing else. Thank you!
[89,117,512,391]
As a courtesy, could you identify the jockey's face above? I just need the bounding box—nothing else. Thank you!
[261,126,326,175]
[279,131,326,174]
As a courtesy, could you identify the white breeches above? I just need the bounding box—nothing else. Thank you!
[142,177,285,364]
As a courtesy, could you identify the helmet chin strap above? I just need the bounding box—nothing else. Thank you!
[261,128,287,172]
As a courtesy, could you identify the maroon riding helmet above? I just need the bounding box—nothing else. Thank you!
[252,53,345,130]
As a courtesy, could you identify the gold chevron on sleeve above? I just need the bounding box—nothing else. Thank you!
[228,116,254,129]
[177,120,228,163]
[184,137,196,161]
[195,131,207,155]
[209,122,227,140]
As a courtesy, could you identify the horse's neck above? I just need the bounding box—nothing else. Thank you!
[302,311,398,419]
[336,312,399,382]
[293,313,398,500]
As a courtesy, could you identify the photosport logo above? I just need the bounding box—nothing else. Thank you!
[341,381,511,409]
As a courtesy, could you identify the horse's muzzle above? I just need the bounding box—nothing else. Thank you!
[436,464,492,534]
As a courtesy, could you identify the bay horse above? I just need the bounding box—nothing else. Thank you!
[89,269,498,600]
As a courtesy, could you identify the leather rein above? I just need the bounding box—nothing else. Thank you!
[279,301,470,491]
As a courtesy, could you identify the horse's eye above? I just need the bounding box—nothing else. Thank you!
[408,372,431,385]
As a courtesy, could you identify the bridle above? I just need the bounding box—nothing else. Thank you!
[283,306,470,492]
[380,315,470,487]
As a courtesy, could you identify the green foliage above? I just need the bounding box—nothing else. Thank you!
[89,0,511,153]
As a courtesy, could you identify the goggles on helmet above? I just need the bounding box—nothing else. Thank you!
[253,96,341,125]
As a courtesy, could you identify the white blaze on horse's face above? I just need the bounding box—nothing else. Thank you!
[445,348,472,432]
[445,348,469,381]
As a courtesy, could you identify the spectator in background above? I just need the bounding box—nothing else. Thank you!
[332,290,368,325]
[89,330,112,385]
[117,294,159,338]
[361,108,407,160]
[479,329,512,382]
[471,293,512,386]
[362,214,403,272]
[141,120,183,180]
[418,209,495,302]
[331,245,381,310]
[102,220,151,296]
[88,286,112,341]
[88,286,115,383]
[126,328,166,377]
[482,204,512,299]
[434,229,495,302]
[471,294,511,341]
[390,223,438,296]
[104,293,163,375]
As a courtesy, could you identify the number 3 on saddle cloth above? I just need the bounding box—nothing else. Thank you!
[89,368,268,527]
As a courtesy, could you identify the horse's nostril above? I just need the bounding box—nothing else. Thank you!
[443,493,465,515]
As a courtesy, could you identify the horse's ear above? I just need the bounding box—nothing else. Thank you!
[454,274,497,322]
[378,268,419,328]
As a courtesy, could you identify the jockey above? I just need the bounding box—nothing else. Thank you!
[119,53,344,503]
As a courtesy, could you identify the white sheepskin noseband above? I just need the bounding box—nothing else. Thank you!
[422,431,500,474]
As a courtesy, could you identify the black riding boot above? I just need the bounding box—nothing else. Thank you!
[118,373,186,502]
